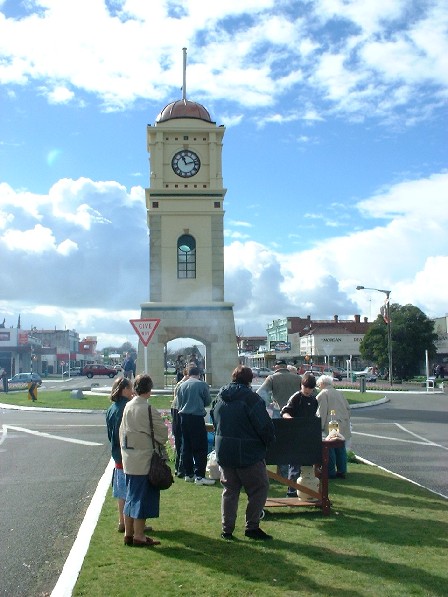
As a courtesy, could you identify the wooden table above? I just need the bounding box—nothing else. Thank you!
[264,439,344,515]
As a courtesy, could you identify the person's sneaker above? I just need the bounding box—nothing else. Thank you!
[221,532,234,540]
[184,475,195,483]
[194,477,215,486]
[245,528,273,540]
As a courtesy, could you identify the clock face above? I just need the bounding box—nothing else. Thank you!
[171,150,201,178]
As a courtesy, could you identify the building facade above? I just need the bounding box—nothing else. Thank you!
[0,325,98,377]
[253,314,372,369]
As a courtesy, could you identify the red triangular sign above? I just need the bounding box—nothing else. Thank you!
[130,319,160,347]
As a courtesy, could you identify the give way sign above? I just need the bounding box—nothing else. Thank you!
[129,319,161,347]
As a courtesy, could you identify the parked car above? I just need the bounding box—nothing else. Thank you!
[322,368,343,381]
[298,364,343,381]
[8,372,43,386]
[298,364,326,377]
[63,367,82,377]
[82,364,117,379]
[252,367,272,378]
[352,367,377,382]
[113,364,122,371]
[331,366,348,378]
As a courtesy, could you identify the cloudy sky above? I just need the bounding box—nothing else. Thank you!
[0,0,447,349]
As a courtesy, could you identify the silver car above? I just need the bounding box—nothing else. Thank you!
[8,372,43,386]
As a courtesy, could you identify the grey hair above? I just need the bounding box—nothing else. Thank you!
[317,374,334,388]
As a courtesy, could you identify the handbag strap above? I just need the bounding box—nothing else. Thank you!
[147,405,157,450]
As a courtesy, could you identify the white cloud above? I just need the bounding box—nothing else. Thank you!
[1,169,446,345]
[228,220,252,228]
[0,1,446,119]
[45,85,75,104]
[3,224,58,253]
[223,171,448,333]
[57,238,78,256]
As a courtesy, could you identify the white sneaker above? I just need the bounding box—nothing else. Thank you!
[184,475,195,483]
[195,477,215,486]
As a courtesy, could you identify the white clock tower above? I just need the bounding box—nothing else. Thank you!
[137,51,238,388]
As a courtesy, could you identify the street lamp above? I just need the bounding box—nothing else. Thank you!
[356,285,393,386]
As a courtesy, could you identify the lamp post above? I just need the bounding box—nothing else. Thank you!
[356,285,393,386]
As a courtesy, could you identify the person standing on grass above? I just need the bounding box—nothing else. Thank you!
[211,365,276,541]
[256,359,302,418]
[119,374,167,547]
[280,372,319,496]
[257,359,302,480]
[176,366,215,486]
[316,374,351,479]
[171,367,189,478]
[122,353,135,380]
[0,368,8,393]
[106,377,152,534]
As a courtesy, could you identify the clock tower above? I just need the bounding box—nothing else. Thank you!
[137,51,238,387]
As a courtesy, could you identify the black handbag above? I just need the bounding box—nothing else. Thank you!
[147,406,174,490]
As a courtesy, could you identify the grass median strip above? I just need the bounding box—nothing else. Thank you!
[0,390,383,411]
[73,462,447,597]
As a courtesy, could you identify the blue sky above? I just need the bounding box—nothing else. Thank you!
[0,0,447,349]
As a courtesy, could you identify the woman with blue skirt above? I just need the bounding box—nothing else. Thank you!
[119,374,168,547]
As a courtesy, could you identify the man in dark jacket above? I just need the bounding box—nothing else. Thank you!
[211,365,275,541]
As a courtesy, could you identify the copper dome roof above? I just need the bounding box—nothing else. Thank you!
[156,99,214,123]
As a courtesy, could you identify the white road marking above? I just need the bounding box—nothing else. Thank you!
[0,424,102,446]
[354,455,448,500]
[394,423,448,450]
[352,431,441,447]
[353,424,448,451]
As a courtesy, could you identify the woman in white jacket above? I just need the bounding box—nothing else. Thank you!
[119,374,168,547]
[316,375,352,479]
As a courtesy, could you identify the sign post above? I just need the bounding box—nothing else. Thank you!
[129,319,161,374]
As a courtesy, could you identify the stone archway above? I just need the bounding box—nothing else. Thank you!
[136,303,238,389]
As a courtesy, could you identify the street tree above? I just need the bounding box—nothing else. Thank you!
[359,304,437,380]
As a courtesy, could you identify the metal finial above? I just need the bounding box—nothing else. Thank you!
[182,47,187,101]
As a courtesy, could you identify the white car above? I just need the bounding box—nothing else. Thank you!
[63,367,82,377]
[252,367,272,378]
[352,367,377,382]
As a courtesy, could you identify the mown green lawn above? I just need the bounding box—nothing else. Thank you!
[74,462,448,597]
[0,389,384,411]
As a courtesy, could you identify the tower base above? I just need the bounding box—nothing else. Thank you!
[136,302,238,389]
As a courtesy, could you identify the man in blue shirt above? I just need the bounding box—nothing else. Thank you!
[176,366,215,486]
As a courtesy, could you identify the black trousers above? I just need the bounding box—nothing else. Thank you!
[179,413,208,478]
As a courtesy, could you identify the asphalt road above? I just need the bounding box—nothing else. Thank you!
[0,408,110,597]
[350,390,448,498]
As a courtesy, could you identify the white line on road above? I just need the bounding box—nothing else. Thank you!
[352,431,441,446]
[0,424,103,446]
[394,423,448,450]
